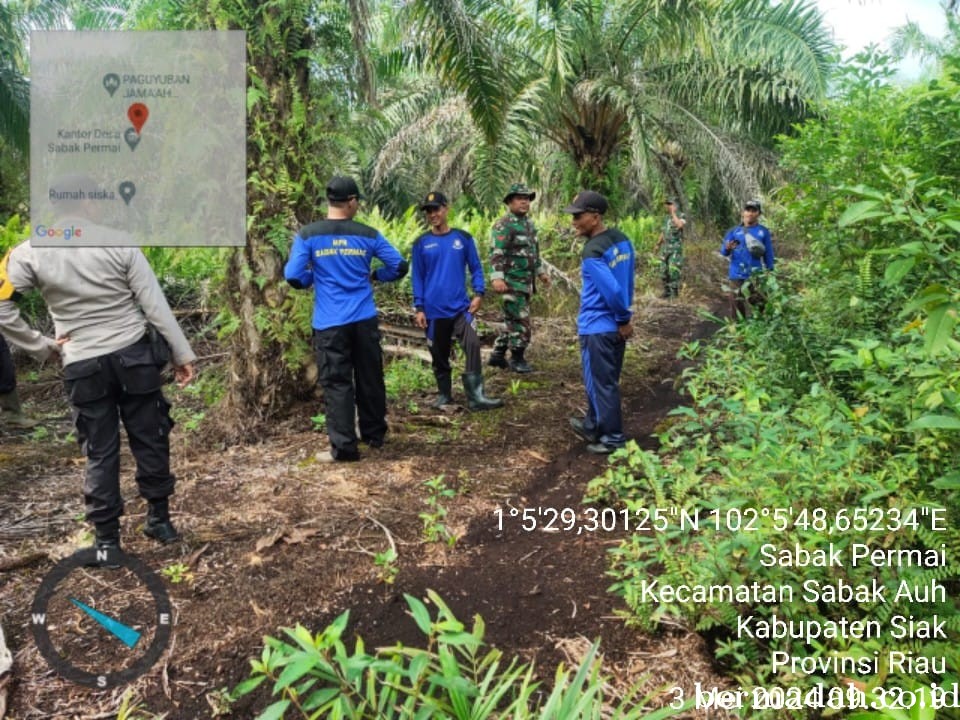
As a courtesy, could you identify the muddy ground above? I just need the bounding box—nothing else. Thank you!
[0,290,736,719]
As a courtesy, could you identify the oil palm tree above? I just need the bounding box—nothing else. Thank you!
[379,0,835,213]
[0,0,131,155]
[0,3,32,156]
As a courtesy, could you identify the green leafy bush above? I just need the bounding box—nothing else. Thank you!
[231,590,689,719]
[590,47,960,708]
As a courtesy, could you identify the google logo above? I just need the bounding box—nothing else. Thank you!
[34,224,83,241]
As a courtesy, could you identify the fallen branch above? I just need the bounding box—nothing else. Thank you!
[365,515,399,557]
[0,552,48,572]
[540,258,579,293]
[381,344,432,363]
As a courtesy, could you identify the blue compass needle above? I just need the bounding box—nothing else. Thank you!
[69,597,141,649]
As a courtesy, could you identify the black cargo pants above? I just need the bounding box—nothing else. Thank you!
[63,336,175,526]
[0,333,15,394]
[427,313,483,376]
[313,317,387,459]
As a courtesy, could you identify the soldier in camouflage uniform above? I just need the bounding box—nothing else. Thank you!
[656,197,686,299]
[488,183,550,373]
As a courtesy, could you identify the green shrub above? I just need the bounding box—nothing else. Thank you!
[231,590,690,719]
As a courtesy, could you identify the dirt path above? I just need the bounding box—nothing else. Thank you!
[1,297,731,719]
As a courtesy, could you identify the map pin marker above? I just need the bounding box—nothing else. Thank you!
[124,127,141,151]
[118,181,136,206]
[127,103,149,134]
[103,73,120,97]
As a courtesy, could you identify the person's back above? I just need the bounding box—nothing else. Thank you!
[15,244,166,362]
[284,175,408,462]
[288,217,404,331]
[0,229,196,551]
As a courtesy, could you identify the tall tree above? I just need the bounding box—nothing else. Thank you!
[139,0,366,424]
[0,0,131,155]
[377,0,835,213]
[0,3,30,156]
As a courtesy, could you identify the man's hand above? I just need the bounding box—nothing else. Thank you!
[725,239,739,252]
[415,310,428,330]
[538,273,551,289]
[491,279,508,294]
[174,363,195,388]
[618,322,634,340]
[467,296,482,315]
[44,337,63,364]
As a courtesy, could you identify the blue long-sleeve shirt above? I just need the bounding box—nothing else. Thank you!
[721,223,775,280]
[411,228,484,320]
[578,228,635,335]
[284,218,407,330]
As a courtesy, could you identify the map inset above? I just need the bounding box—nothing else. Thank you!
[30,31,246,247]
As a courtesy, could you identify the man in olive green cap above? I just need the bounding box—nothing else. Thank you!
[488,183,550,373]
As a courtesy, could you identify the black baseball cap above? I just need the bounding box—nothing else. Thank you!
[563,190,608,215]
[326,176,364,201]
[419,191,448,210]
[744,199,762,212]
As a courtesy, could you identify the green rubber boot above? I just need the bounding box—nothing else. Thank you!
[462,372,504,411]
[0,389,39,429]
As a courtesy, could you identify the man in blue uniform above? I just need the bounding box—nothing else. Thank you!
[563,190,635,455]
[412,192,502,411]
[721,199,775,318]
[285,176,408,462]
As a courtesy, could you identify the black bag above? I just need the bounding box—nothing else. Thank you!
[147,324,171,368]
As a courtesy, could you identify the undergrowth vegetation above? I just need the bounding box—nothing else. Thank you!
[231,590,688,719]
[586,51,960,714]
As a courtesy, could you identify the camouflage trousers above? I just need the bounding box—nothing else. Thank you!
[660,244,683,297]
[493,292,532,352]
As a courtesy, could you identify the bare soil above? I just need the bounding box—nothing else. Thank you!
[0,293,734,719]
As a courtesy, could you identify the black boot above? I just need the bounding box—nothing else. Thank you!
[487,348,509,369]
[509,348,533,373]
[462,373,504,411]
[87,519,121,566]
[432,372,453,408]
[93,519,121,551]
[143,498,179,544]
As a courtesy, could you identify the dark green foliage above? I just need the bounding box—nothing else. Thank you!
[591,45,960,706]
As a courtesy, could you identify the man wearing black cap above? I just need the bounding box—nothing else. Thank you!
[721,199,775,318]
[411,192,502,411]
[284,175,408,462]
[563,190,635,455]
[488,183,550,373]
[655,197,686,298]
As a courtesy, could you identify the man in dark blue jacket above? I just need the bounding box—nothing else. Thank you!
[412,192,502,411]
[721,199,775,318]
[563,191,635,455]
[285,176,408,462]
